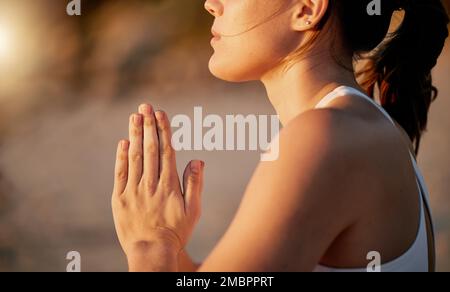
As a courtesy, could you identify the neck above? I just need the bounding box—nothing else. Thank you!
[261,53,361,126]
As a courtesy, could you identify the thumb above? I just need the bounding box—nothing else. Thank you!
[183,160,205,218]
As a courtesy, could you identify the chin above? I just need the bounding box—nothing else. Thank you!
[208,54,259,83]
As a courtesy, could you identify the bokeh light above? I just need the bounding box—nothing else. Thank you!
[0,25,12,60]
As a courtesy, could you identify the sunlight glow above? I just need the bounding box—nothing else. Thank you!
[0,26,12,59]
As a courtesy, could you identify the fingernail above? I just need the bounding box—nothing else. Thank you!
[155,111,165,121]
[133,114,143,125]
[121,140,129,150]
[190,160,201,174]
[139,104,153,115]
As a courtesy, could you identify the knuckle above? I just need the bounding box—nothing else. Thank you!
[146,143,158,155]
[140,179,157,193]
[112,195,127,209]
[144,117,155,127]
[188,173,199,184]
[157,118,169,130]
[116,170,128,181]
[118,153,128,162]
[130,152,142,162]
[161,121,170,130]
[159,179,175,192]
[132,127,142,137]
[161,144,174,156]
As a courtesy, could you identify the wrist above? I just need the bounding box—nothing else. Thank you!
[127,241,180,272]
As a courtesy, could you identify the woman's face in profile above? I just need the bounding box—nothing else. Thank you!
[204,0,303,82]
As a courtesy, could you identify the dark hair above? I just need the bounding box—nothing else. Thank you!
[333,0,449,154]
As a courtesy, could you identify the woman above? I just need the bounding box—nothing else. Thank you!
[111,0,449,272]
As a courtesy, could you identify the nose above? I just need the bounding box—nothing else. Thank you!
[204,0,223,17]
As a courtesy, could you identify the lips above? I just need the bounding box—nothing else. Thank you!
[211,28,221,38]
[210,28,222,45]
[211,28,222,40]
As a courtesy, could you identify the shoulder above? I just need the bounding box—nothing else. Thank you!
[278,108,370,164]
[200,109,368,271]
[258,107,380,216]
[247,108,372,219]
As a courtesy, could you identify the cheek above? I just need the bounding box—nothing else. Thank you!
[209,20,298,82]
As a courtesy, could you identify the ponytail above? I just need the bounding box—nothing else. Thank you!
[360,0,449,154]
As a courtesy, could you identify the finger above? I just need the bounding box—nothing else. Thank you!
[128,113,144,187]
[183,160,205,217]
[139,104,159,191]
[155,111,179,185]
[113,140,129,195]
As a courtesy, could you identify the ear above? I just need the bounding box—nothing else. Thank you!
[291,0,329,31]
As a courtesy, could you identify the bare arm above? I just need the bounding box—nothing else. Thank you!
[197,110,359,271]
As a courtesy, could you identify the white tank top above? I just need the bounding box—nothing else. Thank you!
[313,86,434,272]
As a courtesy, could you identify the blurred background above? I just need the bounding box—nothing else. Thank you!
[0,0,449,272]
